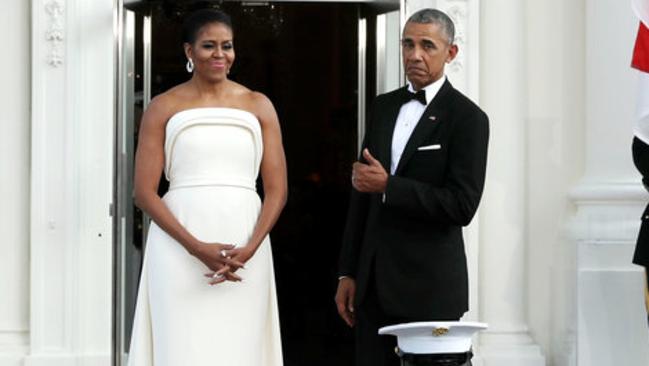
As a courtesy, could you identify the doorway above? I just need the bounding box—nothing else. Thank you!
[114,1,400,365]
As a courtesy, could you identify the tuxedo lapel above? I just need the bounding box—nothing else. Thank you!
[394,80,453,175]
[376,87,409,171]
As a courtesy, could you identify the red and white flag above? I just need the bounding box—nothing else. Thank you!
[633,0,649,143]
[633,22,649,72]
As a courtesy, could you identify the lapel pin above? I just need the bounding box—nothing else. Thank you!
[429,116,437,121]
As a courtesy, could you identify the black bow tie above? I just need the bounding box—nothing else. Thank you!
[406,89,427,105]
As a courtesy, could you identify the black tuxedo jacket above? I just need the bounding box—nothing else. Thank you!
[339,80,489,320]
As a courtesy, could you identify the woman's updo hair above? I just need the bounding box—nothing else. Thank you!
[182,9,233,45]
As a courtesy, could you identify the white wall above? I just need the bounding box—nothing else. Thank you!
[584,0,638,182]
[525,0,585,363]
[0,1,31,364]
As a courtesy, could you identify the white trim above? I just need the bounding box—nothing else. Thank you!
[570,181,649,203]
[30,0,114,359]
[0,331,29,357]
[357,17,367,155]
[24,354,110,366]
[376,13,387,94]
[31,0,74,352]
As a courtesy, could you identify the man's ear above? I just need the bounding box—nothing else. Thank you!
[446,44,458,63]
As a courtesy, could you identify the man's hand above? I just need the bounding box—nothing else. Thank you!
[335,277,356,327]
[352,149,388,193]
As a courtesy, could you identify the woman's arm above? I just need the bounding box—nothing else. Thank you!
[224,92,288,263]
[133,97,243,282]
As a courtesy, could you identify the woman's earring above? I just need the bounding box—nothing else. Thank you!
[186,58,194,73]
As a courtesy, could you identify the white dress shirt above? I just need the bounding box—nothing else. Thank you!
[390,76,446,174]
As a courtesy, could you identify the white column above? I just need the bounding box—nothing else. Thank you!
[524,0,586,364]
[568,0,649,365]
[478,0,545,364]
[27,0,113,365]
[0,1,31,365]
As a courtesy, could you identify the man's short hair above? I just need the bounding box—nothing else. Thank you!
[407,8,455,45]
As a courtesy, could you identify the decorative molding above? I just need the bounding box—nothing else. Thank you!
[0,331,29,346]
[445,4,466,73]
[568,182,646,242]
[44,0,65,67]
[23,353,111,366]
[31,0,74,356]
[569,210,643,244]
[569,182,649,203]
[0,331,29,363]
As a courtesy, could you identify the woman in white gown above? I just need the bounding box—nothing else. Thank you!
[127,9,287,366]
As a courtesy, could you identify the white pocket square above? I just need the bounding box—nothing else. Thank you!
[417,144,441,151]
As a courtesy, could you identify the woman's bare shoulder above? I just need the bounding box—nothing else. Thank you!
[236,88,276,124]
[222,82,274,122]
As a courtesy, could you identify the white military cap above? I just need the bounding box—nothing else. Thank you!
[378,321,488,354]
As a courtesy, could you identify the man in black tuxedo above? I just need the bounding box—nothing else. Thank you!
[335,8,489,366]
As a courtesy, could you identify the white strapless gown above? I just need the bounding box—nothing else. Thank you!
[128,108,283,366]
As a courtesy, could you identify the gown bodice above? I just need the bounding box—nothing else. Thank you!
[164,107,263,191]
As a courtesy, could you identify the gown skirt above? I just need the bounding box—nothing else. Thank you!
[127,108,283,366]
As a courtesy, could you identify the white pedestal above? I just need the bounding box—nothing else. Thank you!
[570,184,649,366]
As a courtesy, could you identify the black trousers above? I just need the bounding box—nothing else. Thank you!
[354,273,471,366]
[355,278,413,366]
[401,352,473,366]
